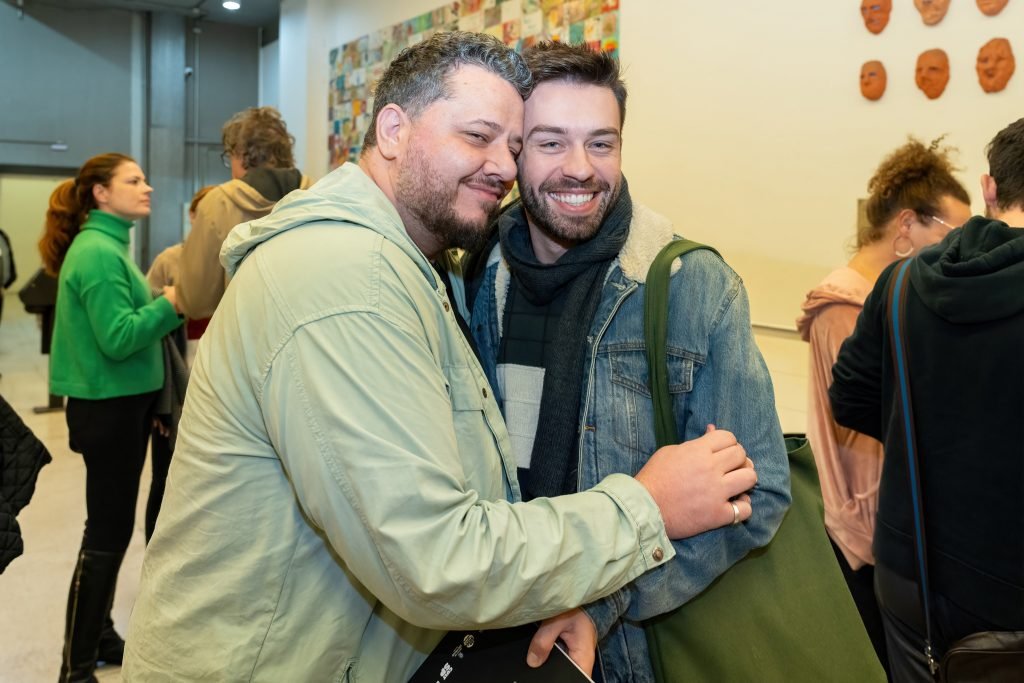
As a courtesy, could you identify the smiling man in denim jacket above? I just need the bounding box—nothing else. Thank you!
[468,42,791,682]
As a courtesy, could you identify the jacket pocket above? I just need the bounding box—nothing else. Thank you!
[609,349,695,465]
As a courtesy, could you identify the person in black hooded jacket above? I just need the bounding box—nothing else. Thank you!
[0,393,51,574]
[830,117,1024,682]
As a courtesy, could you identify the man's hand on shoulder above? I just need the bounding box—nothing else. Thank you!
[635,426,757,539]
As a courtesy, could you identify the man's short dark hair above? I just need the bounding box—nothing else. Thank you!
[362,31,532,152]
[524,41,627,127]
[987,117,1024,211]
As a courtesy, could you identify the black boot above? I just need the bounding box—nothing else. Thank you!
[58,549,124,683]
[96,609,124,666]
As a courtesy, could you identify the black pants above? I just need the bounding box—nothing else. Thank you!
[146,428,173,542]
[66,391,158,552]
[830,540,891,680]
[875,563,998,683]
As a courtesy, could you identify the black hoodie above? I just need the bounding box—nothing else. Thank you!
[830,216,1024,631]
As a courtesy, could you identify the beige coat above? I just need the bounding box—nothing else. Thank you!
[797,267,883,569]
[177,175,311,318]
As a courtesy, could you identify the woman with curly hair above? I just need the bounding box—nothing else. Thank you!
[796,138,971,673]
[40,153,182,683]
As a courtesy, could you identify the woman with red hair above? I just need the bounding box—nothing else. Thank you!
[40,153,182,683]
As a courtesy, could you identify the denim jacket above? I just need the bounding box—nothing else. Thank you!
[469,203,791,683]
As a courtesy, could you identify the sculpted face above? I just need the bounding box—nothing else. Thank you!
[977,38,1015,93]
[914,0,951,25]
[860,60,887,100]
[976,0,1009,16]
[861,0,892,34]
[916,49,950,99]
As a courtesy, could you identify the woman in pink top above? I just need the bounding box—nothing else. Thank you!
[797,138,972,674]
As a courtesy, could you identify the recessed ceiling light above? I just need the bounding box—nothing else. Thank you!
[223,1,240,9]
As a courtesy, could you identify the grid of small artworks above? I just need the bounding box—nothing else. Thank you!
[328,0,621,169]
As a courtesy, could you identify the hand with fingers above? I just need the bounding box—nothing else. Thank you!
[634,426,757,539]
[526,608,597,677]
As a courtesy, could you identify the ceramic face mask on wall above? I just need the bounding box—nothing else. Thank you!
[860,60,888,100]
[977,38,1016,92]
[861,0,892,34]
[916,49,950,98]
[976,0,1010,16]
[915,0,951,25]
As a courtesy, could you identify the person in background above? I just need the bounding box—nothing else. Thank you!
[141,186,213,542]
[830,118,1024,682]
[39,153,183,683]
[797,138,971,675]
[176,107,311,319]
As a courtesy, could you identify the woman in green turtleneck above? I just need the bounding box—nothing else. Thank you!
[39,153,182,683]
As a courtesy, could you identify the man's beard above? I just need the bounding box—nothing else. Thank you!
[395,147,506,254]
[519,174,619,246]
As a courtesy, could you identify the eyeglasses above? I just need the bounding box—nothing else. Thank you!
[928,215,959,232]
[220,151,231,168]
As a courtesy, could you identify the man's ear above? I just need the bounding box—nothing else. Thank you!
[980,173,999,211]
[374,104,408,161]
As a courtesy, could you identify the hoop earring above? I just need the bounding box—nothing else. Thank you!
[893,234,914,258]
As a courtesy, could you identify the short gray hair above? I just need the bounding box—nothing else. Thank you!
[361,31,532,151]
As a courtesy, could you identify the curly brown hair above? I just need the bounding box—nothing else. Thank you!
[859,137,970,247]
[222,106,295,170]
[38,152,134,275]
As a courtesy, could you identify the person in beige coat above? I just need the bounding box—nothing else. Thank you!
[177,107,311,319]
[797,137,971,673]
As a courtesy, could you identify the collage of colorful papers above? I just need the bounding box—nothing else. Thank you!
[328,0,621,168]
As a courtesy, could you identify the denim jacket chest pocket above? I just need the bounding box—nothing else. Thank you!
[606,346,697,473]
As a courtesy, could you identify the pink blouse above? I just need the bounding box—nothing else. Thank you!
[796,267,884,570]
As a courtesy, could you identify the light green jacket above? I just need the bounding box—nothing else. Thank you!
[123,163,673,682]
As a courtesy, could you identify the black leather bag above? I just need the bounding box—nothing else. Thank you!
[888,260,1024,682]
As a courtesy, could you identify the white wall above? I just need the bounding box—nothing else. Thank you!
[259,39,281,109]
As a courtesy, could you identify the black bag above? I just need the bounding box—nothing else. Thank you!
[887,259,1024,682]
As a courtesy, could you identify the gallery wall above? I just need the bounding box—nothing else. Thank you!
[277,0,1022,328]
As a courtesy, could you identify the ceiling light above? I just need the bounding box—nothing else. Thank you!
[223,1,240,9]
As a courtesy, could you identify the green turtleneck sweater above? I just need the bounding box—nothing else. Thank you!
[50,210,182,399]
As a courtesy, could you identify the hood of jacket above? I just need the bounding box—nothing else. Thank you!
[911,215,1024,324]
[220,162,435,285]
[796,267,872,341]
[218,168,311,215]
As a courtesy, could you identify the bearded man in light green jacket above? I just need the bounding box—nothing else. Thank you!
[123,32,758,682]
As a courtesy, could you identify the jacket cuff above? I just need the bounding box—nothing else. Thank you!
[592,473,676,572]
[583,593,625,640]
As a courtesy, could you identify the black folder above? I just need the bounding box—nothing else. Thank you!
[407,624,593,683]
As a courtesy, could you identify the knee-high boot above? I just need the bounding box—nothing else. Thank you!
[58,549,124,683]
[96,597,125,665]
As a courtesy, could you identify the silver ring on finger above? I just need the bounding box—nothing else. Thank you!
[730,501,741,526]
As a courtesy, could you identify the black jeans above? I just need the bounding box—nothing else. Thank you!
[831,540,891,680]
[66,391,158,552]
[146,428,173,542]
[875,563,998,683]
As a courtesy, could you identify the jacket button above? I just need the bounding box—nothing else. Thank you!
[481,387,488,398]
[652,547,664,562]
[443,301,450,312]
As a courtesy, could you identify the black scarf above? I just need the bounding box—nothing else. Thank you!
[498,179,632,497]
